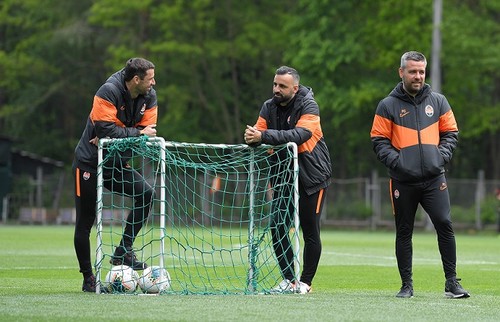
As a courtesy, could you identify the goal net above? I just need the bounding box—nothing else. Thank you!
[95,136,300,295]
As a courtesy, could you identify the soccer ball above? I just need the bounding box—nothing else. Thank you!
[138,266,171,294]
[104,265,139,293]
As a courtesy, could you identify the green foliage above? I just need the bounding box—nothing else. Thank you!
[0,0,105,163]
[0,0,499,179]
[450,197,499,227]
[87,0,294,145]
[451,205,476,224]
[479,196,500,225]
[443,1,500,137]
[283,0,435,177]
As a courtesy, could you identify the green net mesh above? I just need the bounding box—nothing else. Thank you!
[95,137,299,295]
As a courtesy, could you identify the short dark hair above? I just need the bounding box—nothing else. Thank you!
[400,51,427,69]
[124,58,155,81]
[275,66,300,84]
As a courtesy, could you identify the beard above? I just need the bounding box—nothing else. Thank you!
[272,93,293,105]
[142,87,151,95]
[403,80,423,96]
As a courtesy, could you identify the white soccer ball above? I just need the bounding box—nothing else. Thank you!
[138,266,171,294]
[104,265,139,293]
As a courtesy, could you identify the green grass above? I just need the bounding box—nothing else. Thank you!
[0,225,499,321]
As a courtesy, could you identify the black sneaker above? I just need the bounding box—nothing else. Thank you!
[396,282,414,298]
[445,278,470,298]
[110,248,148,270]
[82,274,96,292]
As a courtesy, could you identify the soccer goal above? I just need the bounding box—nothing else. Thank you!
[95,136,300,295]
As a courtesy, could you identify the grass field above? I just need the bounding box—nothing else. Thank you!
[0,225,498,321]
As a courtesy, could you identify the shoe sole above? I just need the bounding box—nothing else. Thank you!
[445,292,470,298]
[396,291,414,298]
[396,294,413,298]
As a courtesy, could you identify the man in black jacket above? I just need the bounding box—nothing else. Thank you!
[245,66,332,294]
[370,51,469,299]
[73,58,158,292]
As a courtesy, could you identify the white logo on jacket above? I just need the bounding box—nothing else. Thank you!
[425,105,434,117]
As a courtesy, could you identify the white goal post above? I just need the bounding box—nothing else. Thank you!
[95,137,300,295]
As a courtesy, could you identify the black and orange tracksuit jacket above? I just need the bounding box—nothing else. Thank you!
[253,85,332,195]
[73,69,158,173]
[370,82,458,183]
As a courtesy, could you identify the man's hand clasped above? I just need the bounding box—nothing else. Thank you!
[244,125,261,144]
[140,124,157,137]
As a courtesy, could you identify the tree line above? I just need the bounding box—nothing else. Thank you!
[0,0,499,180]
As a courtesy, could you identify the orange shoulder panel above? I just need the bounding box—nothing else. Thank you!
[296,114,319,131]
[254,116,268,131]
[296,114,322,153]
[90,96,124,127]
[370,115,392,139]
[136,106,158,127]
[439,110,458,133]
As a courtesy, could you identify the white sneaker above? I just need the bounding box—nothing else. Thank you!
[297,281,312,294]
[270,279,295,293]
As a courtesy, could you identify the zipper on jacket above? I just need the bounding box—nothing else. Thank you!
[410,98,425,178]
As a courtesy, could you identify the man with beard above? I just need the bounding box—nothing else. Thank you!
[73,58,158,292]
[244,66,332,294]
[370,51,470,299]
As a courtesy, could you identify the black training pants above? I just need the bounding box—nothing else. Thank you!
[271,183,326,286]
[391,174,457,283]
[73,164,154,275]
